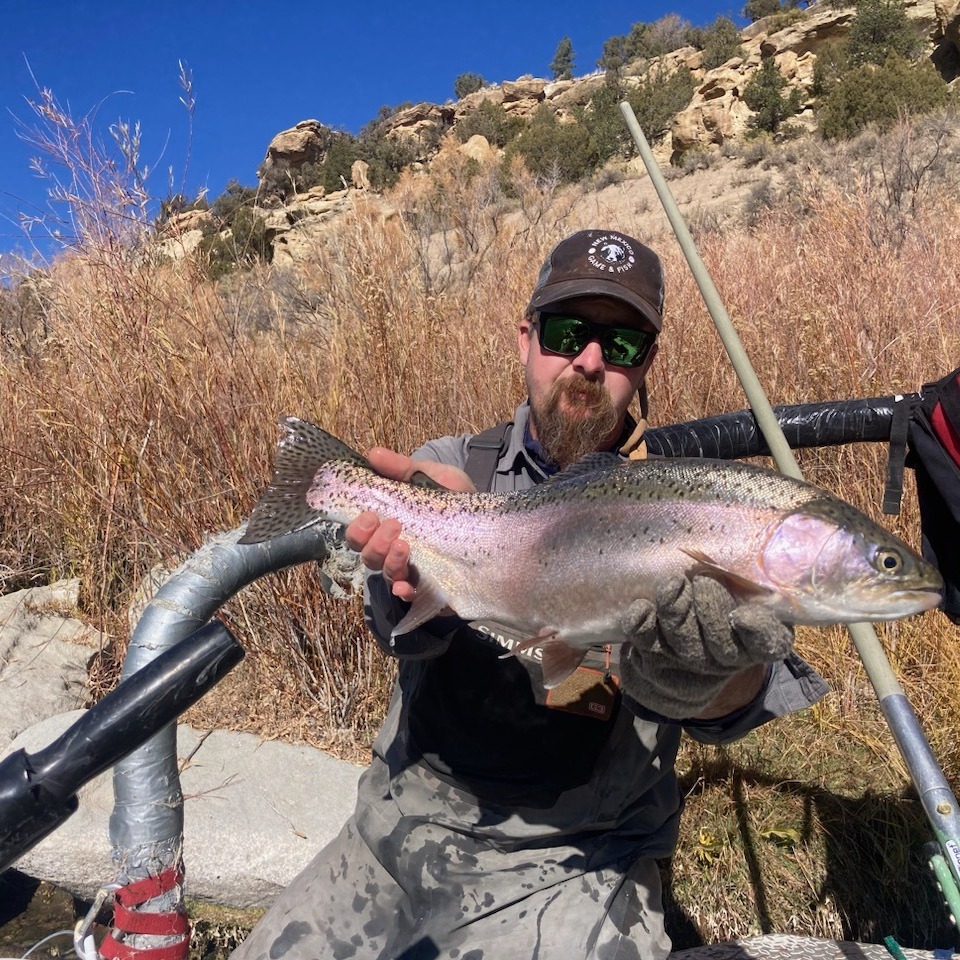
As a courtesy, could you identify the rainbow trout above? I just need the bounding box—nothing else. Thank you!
[241,417,943,687]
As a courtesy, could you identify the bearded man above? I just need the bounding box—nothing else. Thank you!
[232,229,827,960]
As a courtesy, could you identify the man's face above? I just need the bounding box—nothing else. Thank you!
[518,295,658,468]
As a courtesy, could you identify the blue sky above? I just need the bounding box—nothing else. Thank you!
[0,0,741,265]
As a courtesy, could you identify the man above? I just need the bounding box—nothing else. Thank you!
[233,229,828,960]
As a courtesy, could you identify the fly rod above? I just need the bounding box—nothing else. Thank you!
[619,99,960,929]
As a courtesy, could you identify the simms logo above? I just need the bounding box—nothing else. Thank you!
[587,234,636,275]
[474,623,543,663]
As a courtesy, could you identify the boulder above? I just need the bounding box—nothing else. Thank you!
[6,711,364,909]
[383,102,454,151]
[453,87,505,122]
[159,209,211,236]
[351,159,371,191]
[0,580,97,753]
[543,78,576,100]
[154,228,205,263]
[500,78,546,103]
[548,73,606,110]
[749,4,857,58]
[670,61,755,152]
[458,134,499,165]
[777,50,818,91]
[261,120,332,171]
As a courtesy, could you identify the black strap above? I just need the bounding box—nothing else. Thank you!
[464,422,513,492]
[883,395,915,515]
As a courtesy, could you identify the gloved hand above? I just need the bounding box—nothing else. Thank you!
[618,575,794,720]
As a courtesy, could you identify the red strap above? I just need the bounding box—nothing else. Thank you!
[112,901,190,936]
[932,402,960,467]
[103,868,190,960]
[100,934,189,960]
[114,868,184,907]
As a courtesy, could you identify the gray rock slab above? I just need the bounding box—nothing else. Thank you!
[5,711,364,909]
[0,581,98,752]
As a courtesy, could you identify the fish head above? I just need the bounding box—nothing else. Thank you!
[759,500,943,623]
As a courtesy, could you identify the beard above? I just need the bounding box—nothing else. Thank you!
[532,376,620,470]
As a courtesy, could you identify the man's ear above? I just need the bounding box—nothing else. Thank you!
[518,316,533,367]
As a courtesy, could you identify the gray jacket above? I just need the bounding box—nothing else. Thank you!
[361,400,828,859]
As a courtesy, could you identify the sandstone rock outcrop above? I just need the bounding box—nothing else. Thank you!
[260,119,336,180]
[258,0,955,184]
[233,0,957,267]
[936,0,960,54]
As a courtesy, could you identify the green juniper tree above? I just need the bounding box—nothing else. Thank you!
[742,57,803,132]
[551,36,575,80]
[454,72,486,99]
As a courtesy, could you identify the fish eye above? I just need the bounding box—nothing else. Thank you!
[875,548,903,573]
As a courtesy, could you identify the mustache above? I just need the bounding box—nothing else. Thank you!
[554,376,607,404]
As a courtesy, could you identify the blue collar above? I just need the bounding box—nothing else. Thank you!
[521,421,561,476]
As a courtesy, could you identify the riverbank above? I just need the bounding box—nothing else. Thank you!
[0,871,261,960]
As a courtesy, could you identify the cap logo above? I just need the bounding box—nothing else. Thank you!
[587,234,636,275]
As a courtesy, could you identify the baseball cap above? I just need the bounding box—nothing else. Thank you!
[526,230,665,331]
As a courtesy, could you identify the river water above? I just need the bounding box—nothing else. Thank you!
[0,871,81,960]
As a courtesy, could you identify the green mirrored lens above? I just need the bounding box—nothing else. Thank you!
[538,313,655,368]
[541,315,590,355]
[602,328,650,366]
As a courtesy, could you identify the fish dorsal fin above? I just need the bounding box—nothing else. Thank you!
[242,418,446,544]
[679,547,773,600]
[278,416,371,471]
[409,469,446,490]
[545,451,623,484]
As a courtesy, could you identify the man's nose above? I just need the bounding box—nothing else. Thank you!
[573,338,605,375]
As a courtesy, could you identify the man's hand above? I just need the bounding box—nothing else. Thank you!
[618,576,794,720]
[344,447,475,602]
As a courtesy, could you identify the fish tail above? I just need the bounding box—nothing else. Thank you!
[240,416,371,543]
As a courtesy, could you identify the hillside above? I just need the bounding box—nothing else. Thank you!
[153,0,959,272]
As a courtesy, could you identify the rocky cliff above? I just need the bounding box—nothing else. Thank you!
[160,0,959,267]
[261,0,958,169]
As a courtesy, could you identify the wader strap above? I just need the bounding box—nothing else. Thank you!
[464,421,513,492]
[882,394,915,515]
[619,419,648,460]
[619,384,650,461]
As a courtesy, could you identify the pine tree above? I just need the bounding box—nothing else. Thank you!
[550,36,575,80]
[742,57,802,132]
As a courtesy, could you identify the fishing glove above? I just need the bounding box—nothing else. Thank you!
[618,575,794,720]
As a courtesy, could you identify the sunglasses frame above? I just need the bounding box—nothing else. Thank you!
[534,312,658,369]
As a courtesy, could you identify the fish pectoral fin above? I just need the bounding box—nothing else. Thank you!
[679,547,773,600]
[497,629,588,689]
[539,638,589,689]
[392,581,453,636]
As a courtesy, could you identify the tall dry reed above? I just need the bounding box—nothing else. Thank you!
[3,121,958,748]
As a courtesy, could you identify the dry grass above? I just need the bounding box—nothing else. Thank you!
[2,111,959,943]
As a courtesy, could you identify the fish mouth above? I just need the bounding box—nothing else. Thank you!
[864,585,943,619]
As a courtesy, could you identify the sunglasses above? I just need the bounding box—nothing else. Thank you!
[534,312,658,369]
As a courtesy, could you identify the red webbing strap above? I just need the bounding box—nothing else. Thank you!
[100,938,189,960]
[100,867,189,960]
